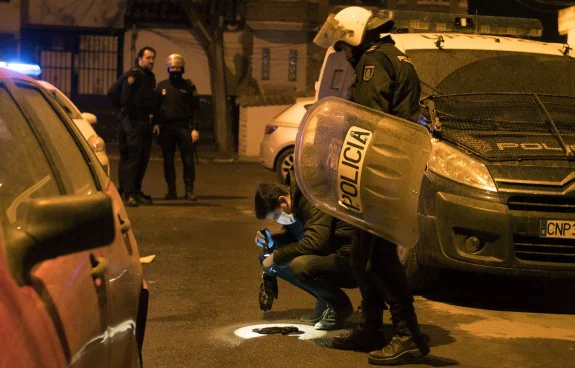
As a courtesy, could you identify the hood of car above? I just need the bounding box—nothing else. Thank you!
[426,93,575,162]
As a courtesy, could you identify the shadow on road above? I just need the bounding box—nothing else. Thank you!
[150,201,221,208]
[419,270,575,314]
[196,195,249,200]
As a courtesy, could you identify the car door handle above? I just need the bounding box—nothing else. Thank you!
[90,255,108,279]
[118,214,131,233]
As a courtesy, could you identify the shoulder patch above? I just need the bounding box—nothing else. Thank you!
[127,76,136,85]
[363,65,375,82]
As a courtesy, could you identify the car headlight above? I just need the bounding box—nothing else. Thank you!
[88,135,106,153]
[427,139,497,192]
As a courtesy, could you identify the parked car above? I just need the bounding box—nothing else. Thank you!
[294,11,575,290]
[37,80,110,176]
[259,97,315,182]
[0,67,146,367]
[259,48,354,183]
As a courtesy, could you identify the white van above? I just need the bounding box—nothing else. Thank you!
[295,10,575,289]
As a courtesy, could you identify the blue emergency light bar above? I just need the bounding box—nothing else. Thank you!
[330,7,543,39]
[378,10,543,39]
[0,61,42,77]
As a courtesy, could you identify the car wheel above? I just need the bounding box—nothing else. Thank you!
[397,245,438,292]
[276,148,294,184]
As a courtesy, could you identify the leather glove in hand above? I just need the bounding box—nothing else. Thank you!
[259,273,278,311]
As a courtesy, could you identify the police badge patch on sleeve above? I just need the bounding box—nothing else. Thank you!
[127,76,135,84]
[363,65,375,81]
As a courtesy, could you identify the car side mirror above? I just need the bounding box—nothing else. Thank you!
[81,112,98,125]
[5,192,115,286]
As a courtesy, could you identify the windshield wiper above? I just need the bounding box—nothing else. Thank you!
[420,79,444,100]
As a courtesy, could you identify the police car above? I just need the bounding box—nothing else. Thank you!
[294,10,575,290]
[0,61,110,176]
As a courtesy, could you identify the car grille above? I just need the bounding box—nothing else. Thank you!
[507,196,575,213]
[514,234,575,263]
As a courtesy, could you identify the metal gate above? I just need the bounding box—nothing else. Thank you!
[32,32,122,99]
[23,28,124,141]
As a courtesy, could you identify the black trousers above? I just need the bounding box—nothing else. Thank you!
[160,128,196,193]
[350,229,416,326]
[118,118,153,196]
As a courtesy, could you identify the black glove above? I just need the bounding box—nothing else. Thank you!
[252,326,303,335]
[259,273,278,311]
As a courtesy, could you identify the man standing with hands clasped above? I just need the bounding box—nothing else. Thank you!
[156,54,201,201]
[113,46,158,207]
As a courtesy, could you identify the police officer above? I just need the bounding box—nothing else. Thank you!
[117,46,158,207]
[156,54,200,201]
[314,7,430,365]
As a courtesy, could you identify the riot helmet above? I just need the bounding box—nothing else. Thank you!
[314,6,394,50]
[166,53,185,73]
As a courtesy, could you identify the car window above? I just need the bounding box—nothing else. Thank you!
[14,83,97,196]
[0,84,61,226]
[49,89,83,120]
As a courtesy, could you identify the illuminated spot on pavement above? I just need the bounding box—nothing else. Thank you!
[234,323,329,340]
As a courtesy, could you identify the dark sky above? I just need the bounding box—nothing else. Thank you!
[468,0,570,42]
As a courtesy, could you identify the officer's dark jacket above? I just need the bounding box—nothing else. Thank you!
[350,36,421,122]
[272,176,356,265]
[120,65,157,121]
[156,77,200,130]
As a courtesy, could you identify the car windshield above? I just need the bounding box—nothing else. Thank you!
[49,89,83,120]
[407,49,575,97]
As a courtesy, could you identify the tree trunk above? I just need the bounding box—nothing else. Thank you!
[182,2,233,154]
[210,26,233,154]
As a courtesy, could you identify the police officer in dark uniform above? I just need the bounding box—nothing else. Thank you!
[314,7,430,365]
[117,46,158,207]
[156,54,200,201]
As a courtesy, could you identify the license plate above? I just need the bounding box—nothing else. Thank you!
[540,220,575,239]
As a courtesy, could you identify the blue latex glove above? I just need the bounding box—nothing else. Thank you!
[255,228,275,251]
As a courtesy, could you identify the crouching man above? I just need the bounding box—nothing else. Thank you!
[254,177,357,330]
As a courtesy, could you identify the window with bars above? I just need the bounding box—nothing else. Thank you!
[288,49,297,81]
[262,48,270,80]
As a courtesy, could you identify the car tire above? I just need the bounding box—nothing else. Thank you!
[397,245,439,292]
[276,148,294,184]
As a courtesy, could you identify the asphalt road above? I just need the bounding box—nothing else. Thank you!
[110,159,575,368]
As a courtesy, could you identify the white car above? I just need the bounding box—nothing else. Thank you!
[259,96,315,182]
[38,81,110,176]
[259,48,353,182]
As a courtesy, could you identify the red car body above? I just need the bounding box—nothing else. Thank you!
[0,68,146,367]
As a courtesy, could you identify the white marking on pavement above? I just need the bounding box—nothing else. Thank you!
[234,323,329,340]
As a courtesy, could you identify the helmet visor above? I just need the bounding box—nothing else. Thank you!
[313,15,350,49]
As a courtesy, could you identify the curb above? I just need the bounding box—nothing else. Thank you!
[107,154,257,164]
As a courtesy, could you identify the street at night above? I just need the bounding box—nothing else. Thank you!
[3,1,575,367]
[116,158,575,368]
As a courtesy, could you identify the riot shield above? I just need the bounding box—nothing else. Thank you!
[294,97,431,248]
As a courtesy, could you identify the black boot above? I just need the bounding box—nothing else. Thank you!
[368,314,430,365]
[164,191,177,200]
[332,303,386,352]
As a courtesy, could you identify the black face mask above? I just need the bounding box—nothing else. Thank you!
[347,47,363,68]
[169,72,183,80]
